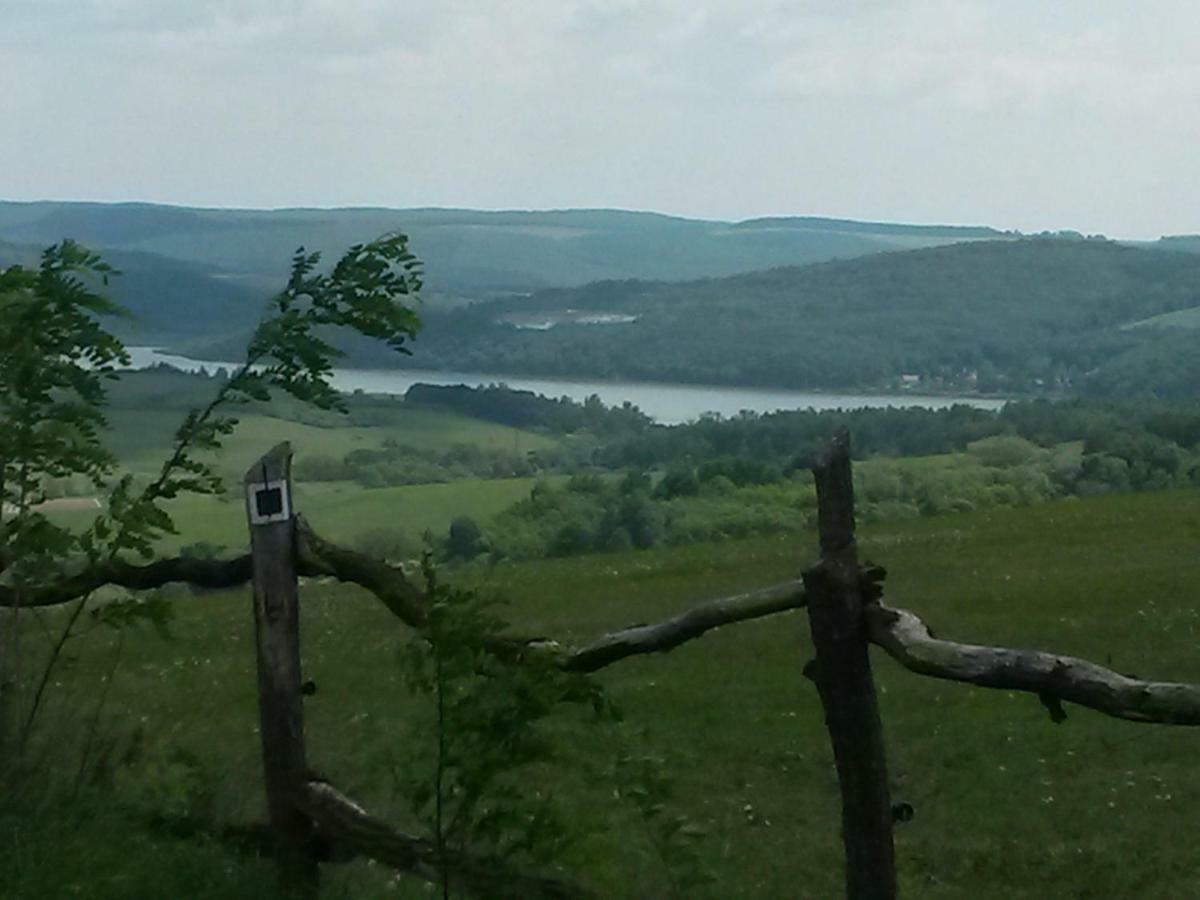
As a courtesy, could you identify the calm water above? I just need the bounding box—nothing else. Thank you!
[126,347,1006,425]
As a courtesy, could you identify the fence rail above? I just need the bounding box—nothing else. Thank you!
[11,432,1200,898]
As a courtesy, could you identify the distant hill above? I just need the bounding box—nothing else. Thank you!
[370,239,1200,398]
[729,216,1000,238]
[0,237,267,342]
[8,201,1199,398]
[1155,235,1200,254]
[0,201,1004,306]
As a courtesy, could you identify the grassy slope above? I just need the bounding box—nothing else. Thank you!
[10,487,1200,898]
[395,239,1200,393]
[150,477,560,550]
[106,406,556,479]
[51,406,561,548]
[35,370,570,548]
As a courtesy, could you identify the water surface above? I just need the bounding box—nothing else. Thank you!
[126,348,1005,425]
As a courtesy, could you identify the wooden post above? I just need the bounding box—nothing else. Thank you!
[244,443,317,893]
[803,430,896,900]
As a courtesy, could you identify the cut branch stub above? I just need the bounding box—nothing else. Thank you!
[814,428,856,556]
[245,442,317,893]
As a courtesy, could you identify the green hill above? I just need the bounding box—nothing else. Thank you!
[386,239,1200,396]
[0,201,1001,303]
[1154,235,1200,254]
[8,203,1200,398]
[0,237,267,343]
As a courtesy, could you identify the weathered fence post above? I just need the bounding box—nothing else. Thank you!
[244,443,317,894]
[803,430,896,899]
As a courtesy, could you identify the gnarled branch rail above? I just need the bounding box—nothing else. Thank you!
[2,519,807,674]
[0,553,253,609]
[15,507,1200,729]
[294,517,428,627]
[562,579,806,672]
[298,781,595,900]
[867,601,1200,726]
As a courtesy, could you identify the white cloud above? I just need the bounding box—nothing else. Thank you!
[1,0,1198,236]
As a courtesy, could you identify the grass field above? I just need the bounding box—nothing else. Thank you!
[166,477,561,549]
[51,441,1046,558]
[6,486,1200,898]
[47,477,561,553]
[54,380,573,552]
[107,407,558,482]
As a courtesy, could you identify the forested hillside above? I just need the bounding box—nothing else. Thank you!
[390,239,1200,396]
[0,202,993,304]
[1156,235,1200,253]
[6,205,1200,398]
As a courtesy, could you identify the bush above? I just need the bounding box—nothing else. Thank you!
[967,435,1044,468]
[656,465,700,499]
[446,516,486,561]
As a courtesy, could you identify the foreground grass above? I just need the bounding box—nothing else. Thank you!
[6,488,1200,898]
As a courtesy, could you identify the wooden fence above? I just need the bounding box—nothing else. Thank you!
[9,431,1200,899]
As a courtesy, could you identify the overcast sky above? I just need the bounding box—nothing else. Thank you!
[2,0,1197,237]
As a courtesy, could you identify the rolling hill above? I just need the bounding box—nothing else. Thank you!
[0,201,1002,305]
[5,202,1200,398]
[0,237,268,343]
[378,239,1200,397]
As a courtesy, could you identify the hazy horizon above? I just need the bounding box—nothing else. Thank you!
[0,197,1177,244]
[4,1,1198,240]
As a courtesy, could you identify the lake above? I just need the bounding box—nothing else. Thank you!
[125,347,1006,426]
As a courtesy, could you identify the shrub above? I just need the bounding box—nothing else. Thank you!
[446,516,486,561]
[967,435,1044,468]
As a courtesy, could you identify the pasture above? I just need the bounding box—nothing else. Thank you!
[6,487,1200,898]
[106,407,557,483]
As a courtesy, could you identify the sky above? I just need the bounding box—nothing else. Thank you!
[2,0,1197,238]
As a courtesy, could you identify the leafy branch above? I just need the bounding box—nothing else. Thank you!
[1,233,422,753]
[0,241,130,749]
[87,232,423,560]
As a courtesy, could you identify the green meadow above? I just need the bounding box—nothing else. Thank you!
[151,477,562,551]
[106,407,557,483]
[8,486,1200,898]
[50,373,575,549]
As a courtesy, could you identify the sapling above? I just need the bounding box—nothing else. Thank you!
[397,557,611,897]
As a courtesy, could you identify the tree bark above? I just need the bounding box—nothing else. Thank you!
[0,554,253,608]
[245,443,317,894]
[804,430,896,900]
[564,579,806,672]
[867,601,1200,725]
